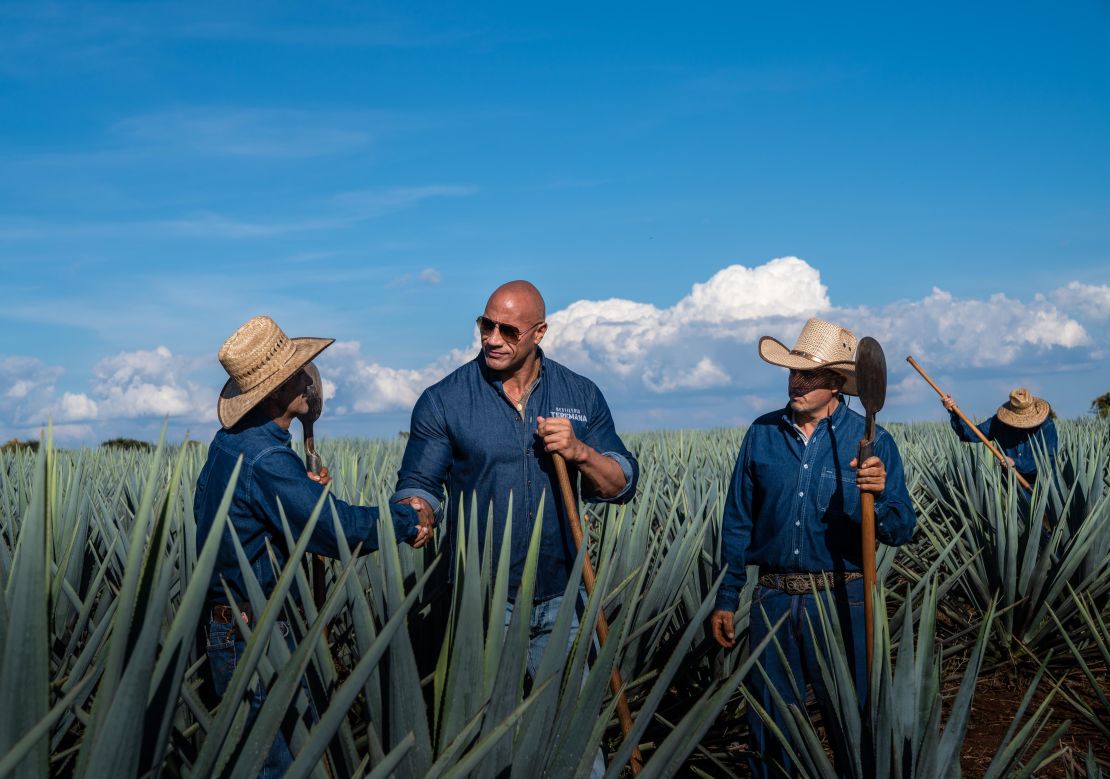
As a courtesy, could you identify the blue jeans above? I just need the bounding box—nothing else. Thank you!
[206,619,295,779]
[746,578,867,779]
[505,585,606,779]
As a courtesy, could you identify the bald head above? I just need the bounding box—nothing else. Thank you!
[486,280,546,323]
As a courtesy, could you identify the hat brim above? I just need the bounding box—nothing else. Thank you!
[758,336,858,396]
[996,397,1050,429]
[218,336,334,429]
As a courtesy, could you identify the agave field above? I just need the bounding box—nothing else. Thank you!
[0,417,1108,778]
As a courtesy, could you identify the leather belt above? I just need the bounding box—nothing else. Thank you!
[211,604,252,624]
[758,571,863,596]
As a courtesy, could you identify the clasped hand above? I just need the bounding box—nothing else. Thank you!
[849,455,886,494]
[536,416,588,463]
[395,496,436,548]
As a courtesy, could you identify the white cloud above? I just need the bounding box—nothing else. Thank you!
[89,346,214,420]
[57,392,99,421]
[672,256,830,322]
[850,287,1091,369]
[644,357,730,393]
[0,356,64,426]
[316,341,473,414]
[1049,281,1110,321]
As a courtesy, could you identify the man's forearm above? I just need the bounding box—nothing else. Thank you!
[575,447,627,499]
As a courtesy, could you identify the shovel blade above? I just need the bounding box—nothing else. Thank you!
[855,336,887,416]
[304,362,324,423]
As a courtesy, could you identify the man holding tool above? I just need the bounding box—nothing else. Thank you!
[710,318,916,778]
[392,280,639,776]
[941,387,1057,486]
[195,315,433,777]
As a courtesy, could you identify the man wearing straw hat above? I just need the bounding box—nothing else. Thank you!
[195,315,432,777]
[709,318,916,778]
[941,388,1057,486]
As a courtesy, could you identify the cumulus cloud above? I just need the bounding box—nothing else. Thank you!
[1049,281,1110,321]
[0,356,65,427]
[316,341,473,415]
[88,346,214,420]
[56,392,99,421]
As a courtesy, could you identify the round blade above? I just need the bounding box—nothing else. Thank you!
[303,362,324,424]
[855,336,887,415]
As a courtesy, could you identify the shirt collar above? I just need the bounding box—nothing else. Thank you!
[478,346,546,390]
[231,411,292,442]
[779,397,848,435]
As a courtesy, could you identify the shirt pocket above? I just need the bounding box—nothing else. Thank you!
[818,466,859,520]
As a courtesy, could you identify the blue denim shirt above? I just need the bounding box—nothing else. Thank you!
[715,401,916,612]
[949,413,1057,481]
[392,351,638,601]
[195,414,419,606]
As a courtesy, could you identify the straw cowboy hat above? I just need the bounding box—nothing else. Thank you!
[758,318,859,396]
[996,388,1050,429]
[217,316,333,429]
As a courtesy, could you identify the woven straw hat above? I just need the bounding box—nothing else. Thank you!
[996,388,1050,429]
[217,316,333,429]
[758,318,859,396]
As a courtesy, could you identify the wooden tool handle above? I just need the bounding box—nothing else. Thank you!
[552,453,643,775]
[858,438,876,679]
[905,356,1033,492]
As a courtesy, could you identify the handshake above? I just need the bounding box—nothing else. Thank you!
[395,496,437,549]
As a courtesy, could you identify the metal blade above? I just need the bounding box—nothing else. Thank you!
[303,362,324,424]
[855,336,887,416]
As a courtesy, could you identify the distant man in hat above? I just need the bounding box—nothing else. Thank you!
[392,280,638,778]
[195,315,433,777]
[941,388,1057,486]
[710,318,916,778]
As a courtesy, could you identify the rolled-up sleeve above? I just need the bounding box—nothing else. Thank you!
[392,389,453,516]
[252,447,417,555]
[715,435,755,612]
[582,386,638,504]
[872,431,916,547]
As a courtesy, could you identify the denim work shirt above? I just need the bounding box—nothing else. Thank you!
[392,351,638,601]
[949,414,1057,481]
[715,401,917,612]
[195,415,419,606]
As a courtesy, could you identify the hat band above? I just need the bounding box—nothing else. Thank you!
[790,349,828,365]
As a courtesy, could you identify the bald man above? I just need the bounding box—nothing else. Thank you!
[392,281,637,773]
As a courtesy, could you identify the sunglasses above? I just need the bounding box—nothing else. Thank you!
[475,315,543,343]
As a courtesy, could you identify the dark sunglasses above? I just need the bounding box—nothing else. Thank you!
[475,315,543,343]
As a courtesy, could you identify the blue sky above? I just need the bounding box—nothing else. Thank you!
[1,1,1108,443]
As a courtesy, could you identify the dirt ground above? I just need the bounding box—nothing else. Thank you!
[960,667,1109,778]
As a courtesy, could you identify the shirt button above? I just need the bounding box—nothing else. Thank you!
[798,491,804,497]
[803,464,809,469]
[795,521,801,526]
[793,549,800,555]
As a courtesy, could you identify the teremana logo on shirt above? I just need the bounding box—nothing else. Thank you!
[550,406,587,422]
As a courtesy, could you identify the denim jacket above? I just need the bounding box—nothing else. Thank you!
[715,401,916,612]
[392,351,638,600]
[195,414,419,606]
[949,413,1057,481]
